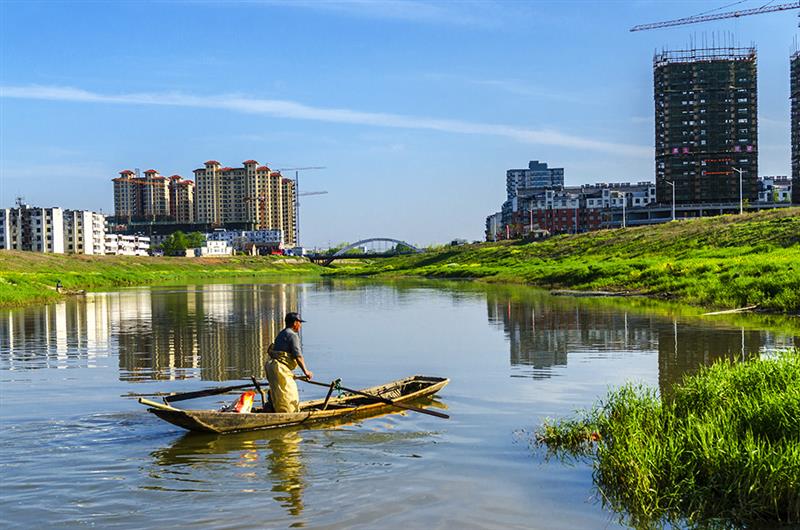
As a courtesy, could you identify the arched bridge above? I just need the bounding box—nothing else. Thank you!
[308,238,423,266]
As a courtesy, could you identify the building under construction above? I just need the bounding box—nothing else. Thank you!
[792,51,800,205]
[654,47,758,205]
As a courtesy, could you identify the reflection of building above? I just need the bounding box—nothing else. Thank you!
[117,283,302,381]
[486,290,797,391]
[657,321,763,397]
[0,295,111,370]
[487,294,658,379]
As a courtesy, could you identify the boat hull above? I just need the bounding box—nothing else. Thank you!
[145,375,449,434]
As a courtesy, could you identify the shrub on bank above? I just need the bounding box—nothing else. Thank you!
[536,351,800,529]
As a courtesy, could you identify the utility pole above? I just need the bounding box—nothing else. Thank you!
[615,191,627,228]
[732,168,744,215]
[665,180,676,221]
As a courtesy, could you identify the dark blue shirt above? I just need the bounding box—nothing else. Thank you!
[273,327,302,358]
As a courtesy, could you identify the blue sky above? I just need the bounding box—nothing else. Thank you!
[1,0,797,247]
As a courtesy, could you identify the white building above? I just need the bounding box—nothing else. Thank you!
[105,234,150,256]
[195,240,233,257]
[581,182,656,209]
[0,205,65,253]
[64,210,107,255]
[207,229,284,249]
[758,176,792,203]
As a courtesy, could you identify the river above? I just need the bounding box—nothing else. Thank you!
[1,280,798,529]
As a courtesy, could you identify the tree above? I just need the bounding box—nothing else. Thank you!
[186,232,206,249]
[162,231,189,256]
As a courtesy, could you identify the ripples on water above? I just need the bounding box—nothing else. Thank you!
[1,281,798,529]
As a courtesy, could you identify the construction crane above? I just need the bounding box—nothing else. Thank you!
[274,166,326,248]
[631,1,800,31]
[299,191,329,197]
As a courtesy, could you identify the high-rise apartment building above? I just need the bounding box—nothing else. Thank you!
[280,176,297,247]
[506,160,564,200]
[792,51,800,204]
[168,175,195,223]
[141,170,170,219]
[113,170,194,222]
[193,160,296,247]
[654,47,758,205]
[113,170,141,221]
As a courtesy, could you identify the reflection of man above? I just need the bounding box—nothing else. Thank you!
[267,431,305,517]
[266,313,314,413]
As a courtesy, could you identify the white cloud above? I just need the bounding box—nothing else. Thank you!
[1,84,651,157]
[213,0,505,27]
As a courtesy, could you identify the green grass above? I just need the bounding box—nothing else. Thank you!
[0,252,323,308]
[536,351,800,529]
[325,208,800,313]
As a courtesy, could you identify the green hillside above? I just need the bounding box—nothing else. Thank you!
[0,252,321,308]
[327,208,800,313]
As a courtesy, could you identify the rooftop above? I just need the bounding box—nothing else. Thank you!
[654,46,756,67]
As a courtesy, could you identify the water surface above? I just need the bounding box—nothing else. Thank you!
[2,281,797,529]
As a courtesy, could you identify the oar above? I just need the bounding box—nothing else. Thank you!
[163,380,269,404]
[251,375,268,410]
[297,377,449,419]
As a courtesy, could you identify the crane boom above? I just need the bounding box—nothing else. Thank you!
[630,1,800,32]
[272,166,326,248]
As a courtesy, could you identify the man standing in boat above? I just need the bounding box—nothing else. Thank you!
[265,312,314,413]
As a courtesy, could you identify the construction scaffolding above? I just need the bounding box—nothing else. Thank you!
[792,51,800,204]
[654,47,758,205]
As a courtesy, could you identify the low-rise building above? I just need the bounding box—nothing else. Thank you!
[105,234,150,256]
[580,182,656,210]
[195,240,233,257]
[485,212,503,242]
[757,176,792,203]
[207,228,285,251]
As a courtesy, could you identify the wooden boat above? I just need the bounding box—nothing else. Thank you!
[139,375,449,434]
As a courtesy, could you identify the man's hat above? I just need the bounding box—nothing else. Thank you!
[285,312,306,325]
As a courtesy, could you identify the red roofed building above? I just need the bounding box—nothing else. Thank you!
[193,158,296,245]
[168,175,195,223]
[113,168,188,222]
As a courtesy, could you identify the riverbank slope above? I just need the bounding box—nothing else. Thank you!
[0,252,322,308]
[327,208,800,313]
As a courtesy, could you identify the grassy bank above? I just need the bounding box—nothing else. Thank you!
[536,351,800,529]
[327,208,800,313]
[0,251,322,308]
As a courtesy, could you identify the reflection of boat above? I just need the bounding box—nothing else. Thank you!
[152,428,308,516]
[141,375,449,433]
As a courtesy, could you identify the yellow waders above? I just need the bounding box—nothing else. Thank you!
[265,349,300,413]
